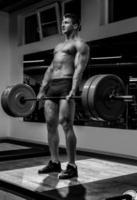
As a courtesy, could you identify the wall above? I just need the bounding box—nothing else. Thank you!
[81,0,137,41]
[5,0,137,158]
[0,12,11,137]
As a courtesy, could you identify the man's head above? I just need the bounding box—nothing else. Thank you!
[62,13,80,35]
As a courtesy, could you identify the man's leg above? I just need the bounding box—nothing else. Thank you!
[38,100,61,174]
[58,99,78,179]
[45,100,59,162]
[59,99,76,164]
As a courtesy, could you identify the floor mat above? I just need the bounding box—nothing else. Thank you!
[0,158,137,199]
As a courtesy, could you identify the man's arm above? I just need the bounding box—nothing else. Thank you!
[69,42,90,97]
[38,63,54,97]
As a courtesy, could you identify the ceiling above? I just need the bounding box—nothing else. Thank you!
[0,0,46,12]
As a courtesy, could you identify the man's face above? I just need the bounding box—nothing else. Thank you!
[61,17,74,34]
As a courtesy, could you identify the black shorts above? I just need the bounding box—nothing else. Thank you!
[46,78,72,102]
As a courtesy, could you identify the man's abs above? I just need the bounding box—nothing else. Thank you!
[51,66,74,79]
[51,52,75,79]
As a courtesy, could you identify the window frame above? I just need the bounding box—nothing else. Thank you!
[99,0,109,25]
[38,2,61,39]
[108,0,137,23]
[21,2,60,45]
[23,11,40,44]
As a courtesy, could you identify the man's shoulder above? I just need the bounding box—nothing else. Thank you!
[75,38,89,52]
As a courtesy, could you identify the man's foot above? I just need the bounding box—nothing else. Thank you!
[58,164,78,179]
[38,160,61,174]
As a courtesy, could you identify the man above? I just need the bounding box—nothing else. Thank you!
[37,13,89,179]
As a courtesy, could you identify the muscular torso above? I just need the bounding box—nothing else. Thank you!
[51,40,77,79]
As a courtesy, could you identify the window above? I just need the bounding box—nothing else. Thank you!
[24,3,60,44]
[109,0,137,23]
[39,4,60,38]
[25,14,40,44]
[62,0,81,22]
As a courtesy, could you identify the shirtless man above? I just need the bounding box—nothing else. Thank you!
[37,13,89,179]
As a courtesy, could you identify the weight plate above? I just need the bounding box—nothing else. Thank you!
[1,84,36,117]
[88,74,126,121]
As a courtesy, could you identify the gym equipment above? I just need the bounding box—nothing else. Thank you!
[82,74,126,121]
[1,84,36,117]
[1,74,134,120]
[106,189,137,200]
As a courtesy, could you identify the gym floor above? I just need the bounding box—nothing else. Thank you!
[0,140,137,199]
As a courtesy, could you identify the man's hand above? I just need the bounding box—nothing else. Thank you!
[66,91,75,101]
[37,92,45,110]
[37,92,45,100]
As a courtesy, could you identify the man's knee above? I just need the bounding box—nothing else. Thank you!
[46,117,58,131]
[59,117,72,132]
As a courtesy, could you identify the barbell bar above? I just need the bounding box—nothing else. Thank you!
[22,93,134,103]
[1,74,135,121]
[110,95,134,101]
[21,96,81,102]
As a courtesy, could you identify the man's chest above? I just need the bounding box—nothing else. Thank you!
[54,42,77,55]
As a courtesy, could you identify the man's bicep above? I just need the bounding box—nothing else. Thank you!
[81,44,90,64]
[75,44,90,71]
[42,63,53,84]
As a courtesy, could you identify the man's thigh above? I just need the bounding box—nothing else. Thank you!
[59,99,75,123]
[44,100,59,123]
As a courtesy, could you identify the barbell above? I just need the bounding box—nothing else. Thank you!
[1,74,135,121]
